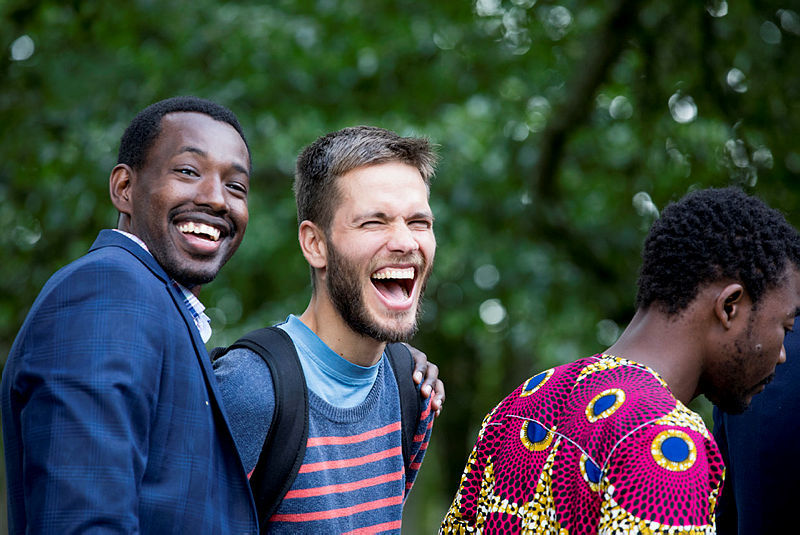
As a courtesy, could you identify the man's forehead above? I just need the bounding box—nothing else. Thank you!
[768,266,800,310]
[154,112,248,161]
[159,111,218,136]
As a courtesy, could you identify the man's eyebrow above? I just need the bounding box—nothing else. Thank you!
[177,146,250,176]
[410,210,434,221]
[355,210,434,221]
[354,211,388,220]
[178,145,206,157]
[231,163,250,176]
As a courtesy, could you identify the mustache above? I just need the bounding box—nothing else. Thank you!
[374,252,427,268]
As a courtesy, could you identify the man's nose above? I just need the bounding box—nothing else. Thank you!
[386,223,420,253]
[196,176,227,212]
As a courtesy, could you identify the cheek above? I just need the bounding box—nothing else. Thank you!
[768,333,786,360]
[751,333,783,371]
[232,209,249,233]
[233,199,248,222]
[419,234,436,259]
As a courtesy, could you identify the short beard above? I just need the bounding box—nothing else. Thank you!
[149,240,228,287]
[710,330,765,415]
[325,240,427,343]
[713,392,750,415]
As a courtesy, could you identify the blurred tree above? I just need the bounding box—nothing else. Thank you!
[3,0,799,530]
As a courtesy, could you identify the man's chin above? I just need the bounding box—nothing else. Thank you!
[166,262,222,288]
[714,395,751,415]
[375,325,418,344]
[351,316,419,344]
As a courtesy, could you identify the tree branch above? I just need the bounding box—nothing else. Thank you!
[533,0,643,200]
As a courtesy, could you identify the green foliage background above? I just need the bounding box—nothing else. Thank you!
[3,0,800,531]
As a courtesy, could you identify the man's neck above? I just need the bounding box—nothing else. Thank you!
[297,295,386,367]
[605,307,705,405]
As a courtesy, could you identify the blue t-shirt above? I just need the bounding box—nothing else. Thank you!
[279,315,379,408]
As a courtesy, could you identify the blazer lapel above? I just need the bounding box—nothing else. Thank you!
[88,230,234,431]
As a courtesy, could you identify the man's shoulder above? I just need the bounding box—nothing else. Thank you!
[213,345,278,474]
[213,346,276,395]
[498,356,598,411]
[496,354,678,428]
[37,247,165,314]
[10,237,180,360]
[49,234,156,285]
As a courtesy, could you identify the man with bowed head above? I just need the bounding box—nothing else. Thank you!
[214,126,442,533]
[2,96,259,532]
[441,187,800,534]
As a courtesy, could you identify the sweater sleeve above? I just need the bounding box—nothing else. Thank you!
[403,388,435,500]
[213,347,276,475]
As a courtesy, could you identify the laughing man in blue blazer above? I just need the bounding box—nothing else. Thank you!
[2,97,259,534]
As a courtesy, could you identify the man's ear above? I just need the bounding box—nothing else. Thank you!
[109,164,135,218]
[714,283,745,328]
[298,220,327,270]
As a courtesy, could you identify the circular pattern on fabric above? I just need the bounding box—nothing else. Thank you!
[520,369,554,397]
[520,420,553,451]
[585,388,626,422]
[579,453,602,492]
[651,429,697,472]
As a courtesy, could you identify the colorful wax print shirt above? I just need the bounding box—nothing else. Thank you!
[441,354,725,535]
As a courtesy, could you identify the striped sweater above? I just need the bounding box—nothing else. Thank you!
[214,331,434,534]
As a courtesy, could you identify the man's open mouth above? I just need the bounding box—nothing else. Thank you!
[371,266,415,301]
[176,221,221,242]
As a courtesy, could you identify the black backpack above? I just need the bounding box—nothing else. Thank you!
[210,326,420,533]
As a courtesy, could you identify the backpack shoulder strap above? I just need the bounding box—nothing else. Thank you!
[220,326,309,533]
[385,343,421,469]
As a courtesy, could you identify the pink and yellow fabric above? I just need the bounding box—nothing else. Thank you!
[441,354,724,534]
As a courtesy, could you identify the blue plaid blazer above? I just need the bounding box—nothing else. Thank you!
[2,230,258,534]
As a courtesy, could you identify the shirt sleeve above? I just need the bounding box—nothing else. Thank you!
[439,402,504,533]
[213,347,276,474]
[598,422,725,533]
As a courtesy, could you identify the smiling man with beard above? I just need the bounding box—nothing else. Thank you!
[2,97,259,533]
[214,126,440,534]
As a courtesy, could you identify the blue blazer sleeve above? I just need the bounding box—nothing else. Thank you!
[5,250,170,531]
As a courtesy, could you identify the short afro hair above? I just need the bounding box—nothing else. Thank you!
[117,96,249,170]
[636,187,800,314]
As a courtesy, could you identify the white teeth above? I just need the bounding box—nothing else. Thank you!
[372,267,414,280]
[177,222,220,241]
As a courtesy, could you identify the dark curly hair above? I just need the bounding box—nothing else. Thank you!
[117,96,250,170]
[636,187,800,314]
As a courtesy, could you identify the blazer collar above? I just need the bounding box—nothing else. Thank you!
[90,229,171,284]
